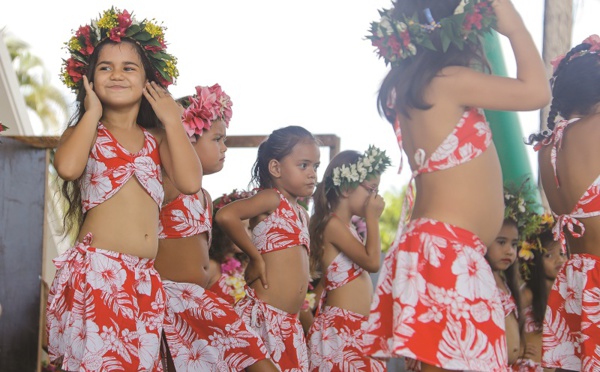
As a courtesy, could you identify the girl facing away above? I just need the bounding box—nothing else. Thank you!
[47,8,201,371]
[207,188,255,305]
[363,0,550,371]
[155,85,277,372]
[307,147,390,372]
[527,35,600,371]
[519,213,566,371]
[216,125,321,372]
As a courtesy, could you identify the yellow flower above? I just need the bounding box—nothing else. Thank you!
[519,241,535,261]
[61,70,76,89]
[68,37,81,52]
[144,21,164,39]
[97,10,118,30]
[164,59,179,79]
[541,213,554,225]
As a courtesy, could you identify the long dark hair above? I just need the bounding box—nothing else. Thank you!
[378,0,490,121]
[250,126,318,189]
[527,42,600,143]
[59,38,166,239]
[309,150,361,277]
[523,229,555,329]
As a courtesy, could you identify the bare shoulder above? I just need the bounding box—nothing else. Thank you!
[520,286,533,308]
[147,127,166,144]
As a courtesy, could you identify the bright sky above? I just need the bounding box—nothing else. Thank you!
[1,0,599,198]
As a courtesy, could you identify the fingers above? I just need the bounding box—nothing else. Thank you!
[144,81,170,101]
[260,272,269,290]
[82,75,93,94]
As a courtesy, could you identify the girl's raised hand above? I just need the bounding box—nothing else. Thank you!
[143,81,182,126]
[246,256,269,290]
[82,76,102,119]
[491,0,526,38]
[365,191,385,219]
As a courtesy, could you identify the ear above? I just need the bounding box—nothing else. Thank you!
[268,159,281,178]
[339,187,352,199]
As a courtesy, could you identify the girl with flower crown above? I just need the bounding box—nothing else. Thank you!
[47,8,202,371]
[363,0,549,370]
[155,85,278,372]
[216,125,321,371]
[207,189,255,305]
[307,147,390,372]
[518,214,566,371]
[527,35,600,370]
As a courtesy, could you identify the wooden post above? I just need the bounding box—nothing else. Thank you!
[0,137,49,372]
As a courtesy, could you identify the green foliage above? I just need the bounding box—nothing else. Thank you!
[379,186,407,252]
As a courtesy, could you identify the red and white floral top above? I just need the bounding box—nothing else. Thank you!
[80,123,163,212]
[159,190,212,242]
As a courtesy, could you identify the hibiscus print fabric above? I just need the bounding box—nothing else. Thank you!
[308,306,385,372]
[235,287,308,371]
[47,233,165,371]
[162,280,268,371]
[159,191,212,241]
[80,123,163,213]
[542,253,600,371]
[363,218,507,371]
[251,189,310,254]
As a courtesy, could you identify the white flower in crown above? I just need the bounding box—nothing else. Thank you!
[454,0,468,15]
[329,145,392,190]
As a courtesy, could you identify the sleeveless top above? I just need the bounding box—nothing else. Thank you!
[522,305,540,333]
[499,286,518,318]
[159,190,212,243]
[80,123,163,212]
[534,118,600,251]
[317,219,365,312]
[396,108,493,227]
[251,189,310,254]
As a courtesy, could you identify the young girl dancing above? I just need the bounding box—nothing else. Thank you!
[527,34,600,370]
[156,84,277,372]
[307,147,390,372]
[47,8,201,371]
[519,213,566,370]
[216,125,321,371]
[208,189,255,305]
[363,0,550,370]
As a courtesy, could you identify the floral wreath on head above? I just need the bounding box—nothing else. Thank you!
[0,122,7,133]
[367,0,496,67]
[61,7,179,92]
[326,145,392,193]
[179,84,233,140]
[550,34,600,73]
[518,213,554,281]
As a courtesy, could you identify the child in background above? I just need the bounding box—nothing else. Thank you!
[216,125,321,371]
[363,0,549,370]
[519,213,566,371]
[527,34,600,370]
[47,8,201,371]
[156,85,277,371]
[208,189,255,305]
[308,147,390,372]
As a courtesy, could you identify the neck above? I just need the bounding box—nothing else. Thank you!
[332,207,352,225]
[100,104,141,129]
[545,277,554,292]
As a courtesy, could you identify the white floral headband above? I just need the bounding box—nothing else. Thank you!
[326,145,391,193]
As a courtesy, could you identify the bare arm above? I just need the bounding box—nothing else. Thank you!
[54,76,101,180]
[328,193,385,272]
[144,81,202,195]
[434,0,550,111]
[215,189,280,288]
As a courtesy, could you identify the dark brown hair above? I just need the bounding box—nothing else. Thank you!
[378,0,490,121]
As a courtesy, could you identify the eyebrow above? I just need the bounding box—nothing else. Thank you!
[97,61,141,67]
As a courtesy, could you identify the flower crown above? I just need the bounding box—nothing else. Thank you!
[327,145,392,193]
[503,182,541,236]
[212,188,255,215]
[0,122,7,133]
[61,7,179,92]
[367,0,496,67]
[550,34,600,73]
[179,84,233,139]
[518,213,554,281]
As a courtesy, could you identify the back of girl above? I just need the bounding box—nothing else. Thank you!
[307,147,390,372]
[363,1,549,371]
[528,35,600,371]
[216,125,320,371]
[47,8,201,371]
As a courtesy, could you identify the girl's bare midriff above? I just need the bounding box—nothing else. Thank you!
[324,271,373,317]
[251,245,310,314]
[411,148,505,247]
[155,233,211,287]
[78,179,160,258]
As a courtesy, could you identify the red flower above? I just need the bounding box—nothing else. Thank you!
[66,58,86,84]
[208,84,233,125]
[117,10,132,29]
[145,44,164,53]
[109,27,126,42]
[400,30,411,47]
[75,26,94,56]
[582,34,600,52]
[464,11,483,30]
[387,35,401,55]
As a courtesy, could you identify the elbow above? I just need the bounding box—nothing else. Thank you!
[178,180,202,195]
[54,162,82,181]
[520,85,552,111]
[364,258,381,273]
